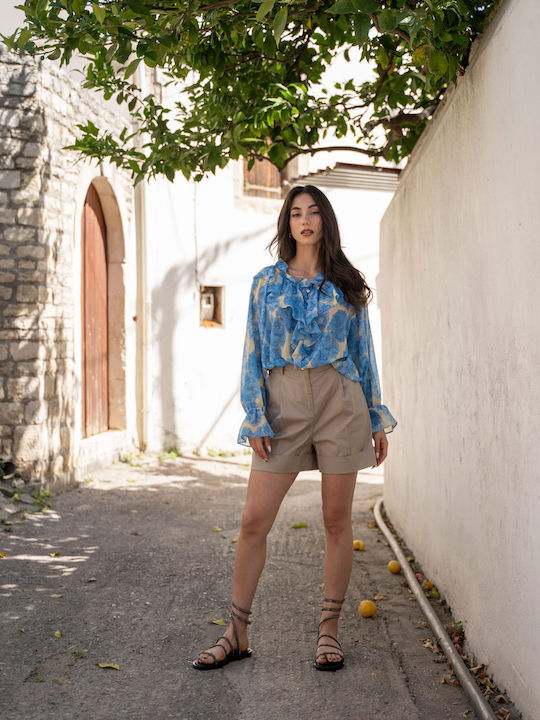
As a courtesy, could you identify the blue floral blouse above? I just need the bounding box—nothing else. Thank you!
[237,259,397,445]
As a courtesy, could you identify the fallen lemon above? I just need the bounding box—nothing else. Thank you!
[358,600,376,618]
[353,540,365,551]
[387,560,401,574]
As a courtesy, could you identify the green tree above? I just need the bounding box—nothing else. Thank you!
[4,0,496,182]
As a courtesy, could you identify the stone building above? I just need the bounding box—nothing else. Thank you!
[0,44,137,487]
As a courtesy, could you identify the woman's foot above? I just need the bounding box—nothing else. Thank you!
[314,597,345,671]
[193,602,252,670]
[194,622,249,666]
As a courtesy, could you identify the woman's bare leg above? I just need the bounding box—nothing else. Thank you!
[317,472,357,665]
[196,468,297,664]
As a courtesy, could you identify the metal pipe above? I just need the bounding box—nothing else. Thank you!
[373,498,498,720]
[135,65,152,450]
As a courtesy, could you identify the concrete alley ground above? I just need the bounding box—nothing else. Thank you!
[1,453,482,720]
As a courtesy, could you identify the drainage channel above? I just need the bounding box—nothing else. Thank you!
[373,498,498,720]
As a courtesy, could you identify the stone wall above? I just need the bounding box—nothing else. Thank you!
[0,45,134,486]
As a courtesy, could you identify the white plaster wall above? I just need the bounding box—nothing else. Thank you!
[146,168,394,454]
[145,164,281,452]
[379,1,540,717]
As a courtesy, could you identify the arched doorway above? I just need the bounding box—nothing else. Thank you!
[81,184,109,437]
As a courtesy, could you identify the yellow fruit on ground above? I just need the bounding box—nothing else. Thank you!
[425,580,433,589]
[358,600,376,618]
[387,560,401,574]
[353,540,365,551]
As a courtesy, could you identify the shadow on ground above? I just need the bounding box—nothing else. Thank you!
[0,456,478,720]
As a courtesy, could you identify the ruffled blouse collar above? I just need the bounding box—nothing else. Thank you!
[271,260,347,359]
[275,258,324,286]
[275,259,344,302]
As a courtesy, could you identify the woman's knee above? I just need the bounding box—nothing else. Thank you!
[322,508,351,537]
[240,505,273,538]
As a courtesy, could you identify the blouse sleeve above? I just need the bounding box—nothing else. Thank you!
[353,305,397,434]
[237,275,275,446]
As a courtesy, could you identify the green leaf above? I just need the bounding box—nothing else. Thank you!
[428,48,448,78]
[123,57,141,78]
[1,32,16,51]
[412,44,427,67]
[329,0,353,15]
[263,32,276,57]
[377,9,398,32]
[92,2,106,25]
[256,0,274,22]
[353,13,370,46]
[291,522,308,529]
[17,28,32,48]
[377,47,389,67]
[352,0,378,13]
[86,121,99,137]
[273,7,288,46]
[252,25,264,50]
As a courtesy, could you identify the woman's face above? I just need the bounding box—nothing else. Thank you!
[288,193,323,250]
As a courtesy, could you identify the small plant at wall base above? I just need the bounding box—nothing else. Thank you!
[31,489,52,511]
[4,0,497,183]
[158,448,182,463]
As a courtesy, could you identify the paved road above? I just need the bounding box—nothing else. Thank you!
[1,455,478,720]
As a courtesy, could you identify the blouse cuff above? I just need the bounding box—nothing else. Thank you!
[369,405,398,435]
[237,408,275,446]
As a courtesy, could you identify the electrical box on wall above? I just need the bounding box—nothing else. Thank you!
[200,286,224,327]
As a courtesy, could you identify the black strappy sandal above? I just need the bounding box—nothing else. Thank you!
[192,601,253,670]
[314,596,345,672]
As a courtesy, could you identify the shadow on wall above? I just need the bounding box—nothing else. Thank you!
[0,53,76,484]
[151,221,275,449]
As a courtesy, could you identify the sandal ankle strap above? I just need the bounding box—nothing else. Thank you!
[323,597,344,604]
[232,601,252,616]
[230,602,252,654]
[318,613,341,631]
[231,610,251,625]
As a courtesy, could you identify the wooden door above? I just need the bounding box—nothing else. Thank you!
[81,185,109,437]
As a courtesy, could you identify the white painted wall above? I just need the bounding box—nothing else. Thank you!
[379,1,540,718]
[145,165,280,452]
[145,167,395,454]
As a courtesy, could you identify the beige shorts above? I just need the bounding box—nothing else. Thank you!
[251,364,376,475]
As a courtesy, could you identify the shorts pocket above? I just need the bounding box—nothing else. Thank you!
[339,374,367,415]
[265,371,282,431]
[337,374,372,449]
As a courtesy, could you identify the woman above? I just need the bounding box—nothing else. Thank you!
[193,185,397,672]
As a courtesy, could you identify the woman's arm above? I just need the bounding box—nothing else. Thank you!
[354,305,397,435]
[237,275,275,447]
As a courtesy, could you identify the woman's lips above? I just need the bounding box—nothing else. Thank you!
[301,230,313,235]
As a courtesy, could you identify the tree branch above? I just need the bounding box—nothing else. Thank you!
[369,13,411,44]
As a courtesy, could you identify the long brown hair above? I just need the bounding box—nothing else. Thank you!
[268,185,372,309]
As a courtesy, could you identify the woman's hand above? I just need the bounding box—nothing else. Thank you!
[372,430,388,467]
[249,436,272,462]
